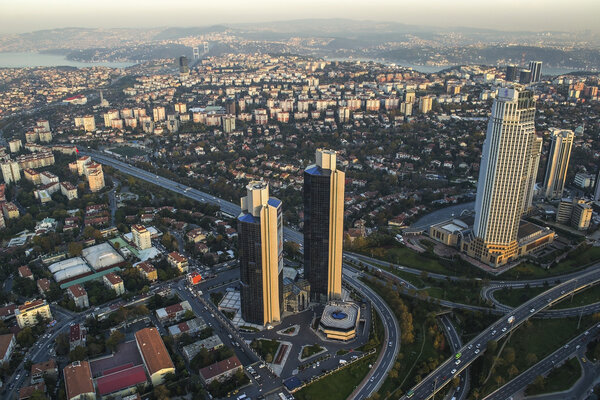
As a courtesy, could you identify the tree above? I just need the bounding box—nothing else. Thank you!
[106,330,125,352]
[504,347,516,364]
[154,385,170,400]
[69,346,87,362]
[508,364,519,378]
[68,242,83,256]
[526,353,538,365]
[17,327,36,347]
[55,333,70,356]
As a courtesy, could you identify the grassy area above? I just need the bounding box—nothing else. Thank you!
[469,316,594,398]
[301,344,325,359]
[552,284,600,310]
[493,284,600,309]
[493,286,548,307]
[354,240,489,279]
[419,284,487,306]
[525,357,582,396]
[500,245,600,280]
[109,146,146,157]
[294,354,375,400]
[251,339,280,363]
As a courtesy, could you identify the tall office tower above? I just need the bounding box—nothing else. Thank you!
[238,181,282,325]
[506,65,519,82]
[471,88,537,267]
[523,134,543,213]
[179,56,189,74]
[519,69,532,84]
[304,149,345,303]
[192,47,200,60]
[529,61,543,83]
[542,129,574,200]
[595,170,600,202]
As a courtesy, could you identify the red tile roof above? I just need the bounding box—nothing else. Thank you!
[96,365,147,395]
[199,355,242,381]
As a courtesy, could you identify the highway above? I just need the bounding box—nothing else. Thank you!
[439,315,469,400]
[343,266,400,399]
[483,323,600,400]
[401,267,600,400]
[482,283,600,318]
[83,150,400,399]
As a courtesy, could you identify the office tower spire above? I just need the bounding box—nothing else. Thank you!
[470,88,538,267]
[543,129,574,200]
[304,149,345,303]
[238,181,282,325]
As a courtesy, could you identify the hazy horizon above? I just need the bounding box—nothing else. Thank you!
[1,0,600,35]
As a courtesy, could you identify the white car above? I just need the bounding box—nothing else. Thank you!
[502,327,507,332]
[451,369,457,374]
[530,308,535,313]
[455,360,461,365]
[474,349,480,355]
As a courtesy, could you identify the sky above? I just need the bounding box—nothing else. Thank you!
[1,0,599,34]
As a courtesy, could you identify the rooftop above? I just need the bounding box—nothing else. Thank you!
[64,361,94,400]
[199,355,241,381]
[134,327,174,376]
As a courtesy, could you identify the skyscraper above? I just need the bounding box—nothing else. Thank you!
[529,61,543,83]
[519,69,532,84]
[304,149,345,303]
[505,65,519,82]
[542,129,574,200]
[470,88,538,267]
[238,181,282,325]
[179,56,190,74]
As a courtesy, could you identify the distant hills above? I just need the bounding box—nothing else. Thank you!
[0,20,598,71]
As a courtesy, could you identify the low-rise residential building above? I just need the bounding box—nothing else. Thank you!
[103,272,125,295]
[18,265,33,280]
[3,202,20,219]
[0,333,16,364]
[60,182,78,200]
[167,251,189,273]
[67,284,89,309]
[31,359,58,384]
[182,335,224,361]
[186,228,207,243]
[69,323,86,350]
[155,301,192,323]
[199,355,243,385]
[16,300,52,328]
[18,382,46,400]
[64,361,95,400]
[136,261,157,282]
[134,327,175,386]
[167,317,207,338]
[37,278,51,296]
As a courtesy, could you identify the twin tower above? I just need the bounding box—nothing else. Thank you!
[237,149,345,325]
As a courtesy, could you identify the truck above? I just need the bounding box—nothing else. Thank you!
[508,316,515,324]
[339,359,347,365]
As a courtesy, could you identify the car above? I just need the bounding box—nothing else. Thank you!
[576,345,581,349]
[468,344,473,349]
[564,344,569,348]
[491,330,497,336]
[582,357,587,363]
[455,352,462,359]
[502,327,507,332]
[561,290,565,294]
[451,369,457,374]
[455,360,461,365]
[474,349,480,354]
[530,308,535,313]
[476,343,481,348]
[388,341,392,347]
[585,331,589,335]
